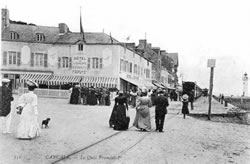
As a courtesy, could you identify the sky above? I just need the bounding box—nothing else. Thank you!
[1,0,250,96]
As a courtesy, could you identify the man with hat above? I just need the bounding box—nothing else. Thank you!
[0,78,14,133]
[154,90,169,132]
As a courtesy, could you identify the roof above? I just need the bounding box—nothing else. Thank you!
[166,53,178,66]
[1,23,120,44]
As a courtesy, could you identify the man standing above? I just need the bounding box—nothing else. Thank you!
[154,90,169,132]
[0,78,14,133]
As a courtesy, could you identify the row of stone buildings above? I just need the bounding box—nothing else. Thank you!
[1,8,178,94]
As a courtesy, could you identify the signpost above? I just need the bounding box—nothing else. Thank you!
[207,59,216,120]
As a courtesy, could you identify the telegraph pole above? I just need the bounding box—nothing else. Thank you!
[207,59,216,120]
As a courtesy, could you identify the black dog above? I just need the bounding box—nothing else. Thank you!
[41,118,51,128]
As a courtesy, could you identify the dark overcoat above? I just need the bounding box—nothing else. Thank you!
[0,85,14,116]
[154,95,169,116]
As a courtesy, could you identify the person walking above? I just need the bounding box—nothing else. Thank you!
[17,80,41,139]
[0,78,14,134]
[133,87,152,131]
[154,90,169,132]
[109,91,129,130]
[182,94,189,119]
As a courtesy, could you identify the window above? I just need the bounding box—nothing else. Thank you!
[134,64,137,74]
[130,63,132,73]
[31,53,48,67]
[92,58,99,69]
[35,53,44,66]
[62,57,69,68]
[3,51,21,66]
[58,57,72,69]
[36,33,45,41]
[10,32,19,40]
[78,43,83,51]
[91,57,103,69]
[87,58,91,69]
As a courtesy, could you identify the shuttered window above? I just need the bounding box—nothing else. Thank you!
[3,51,7,65]
[99,58,103,69]
[31,53,34,67]
[58,57,61,68]
[69,57,72,68]
[17,52,21,66]
[44,54,48,67]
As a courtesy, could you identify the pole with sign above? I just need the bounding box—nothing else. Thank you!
[207,59,216,120]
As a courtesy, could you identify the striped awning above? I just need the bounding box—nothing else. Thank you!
[48,75,82,85]
[21,73,52,84]
[152,82,165,88]
[80,76,118,88]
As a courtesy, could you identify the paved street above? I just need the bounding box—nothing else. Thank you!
[0,95,250,164]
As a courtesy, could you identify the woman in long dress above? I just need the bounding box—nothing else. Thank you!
[109,91,129,130]
[182,94,189,119]
[17,80,41,139]
[133,88,152,131]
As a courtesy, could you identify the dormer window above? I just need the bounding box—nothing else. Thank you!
[10,32,19,40]
[36,33,45,41]
[78,43,83,51]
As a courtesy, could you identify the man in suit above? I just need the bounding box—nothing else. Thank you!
[154,90,169,132]
[0,78,14,133]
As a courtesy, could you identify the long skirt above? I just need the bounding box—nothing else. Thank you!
[17,106,40,139]
[109,105,129,130]
[133,107,151,131]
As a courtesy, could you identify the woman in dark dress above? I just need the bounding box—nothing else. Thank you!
[182,94,189,119]
[109,91,129,130]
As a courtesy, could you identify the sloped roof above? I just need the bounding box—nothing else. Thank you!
[166,53,178,66]
[2,23,120,44]
[2,24,59,43]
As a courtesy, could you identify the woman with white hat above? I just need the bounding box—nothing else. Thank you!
[133,87,152,131]
[181,94,189,119]
[16,80,41,139]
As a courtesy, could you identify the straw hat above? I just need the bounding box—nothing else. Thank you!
[182,94,189,100]
[26,79,38,87]
[2,78,10,83]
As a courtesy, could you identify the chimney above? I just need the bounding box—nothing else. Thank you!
[139,39,147,49]
[58,23,69,34]
[126,43,135,50]
[2,8,10,30]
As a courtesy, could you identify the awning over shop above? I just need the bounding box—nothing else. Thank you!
[120,77,142,87]
[21,73,52,84]
[143,81,156,89]
[80,76,118,88]
[48,75,82,85]
[161,83,176,90]
[152,82,165,88]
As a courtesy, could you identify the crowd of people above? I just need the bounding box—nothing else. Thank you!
[0,78,193,140]
[69,85,111,106]
[109,87,192,132]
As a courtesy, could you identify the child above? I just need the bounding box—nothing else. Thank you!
[182,94,189,119]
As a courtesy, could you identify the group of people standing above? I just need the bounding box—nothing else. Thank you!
[69,85,111,106]
[109,87,170,133]
[0,78,40,140]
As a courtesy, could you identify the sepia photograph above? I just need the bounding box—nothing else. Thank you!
[0,0,250,163]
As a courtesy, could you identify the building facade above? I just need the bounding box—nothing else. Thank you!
[1,8,153,93]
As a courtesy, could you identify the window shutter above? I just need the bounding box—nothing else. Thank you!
[3,51,7,65]
[31,53,34,67]
[69,57,72,68]
[17,52,21,66]
[87,58,91,69]
[99,58,103,69]
[58,57,61,68]
[44,53,48,67]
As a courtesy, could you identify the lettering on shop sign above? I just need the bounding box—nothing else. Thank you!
[72,55,87,75]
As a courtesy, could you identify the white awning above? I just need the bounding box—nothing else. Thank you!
[21,73,52,84]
